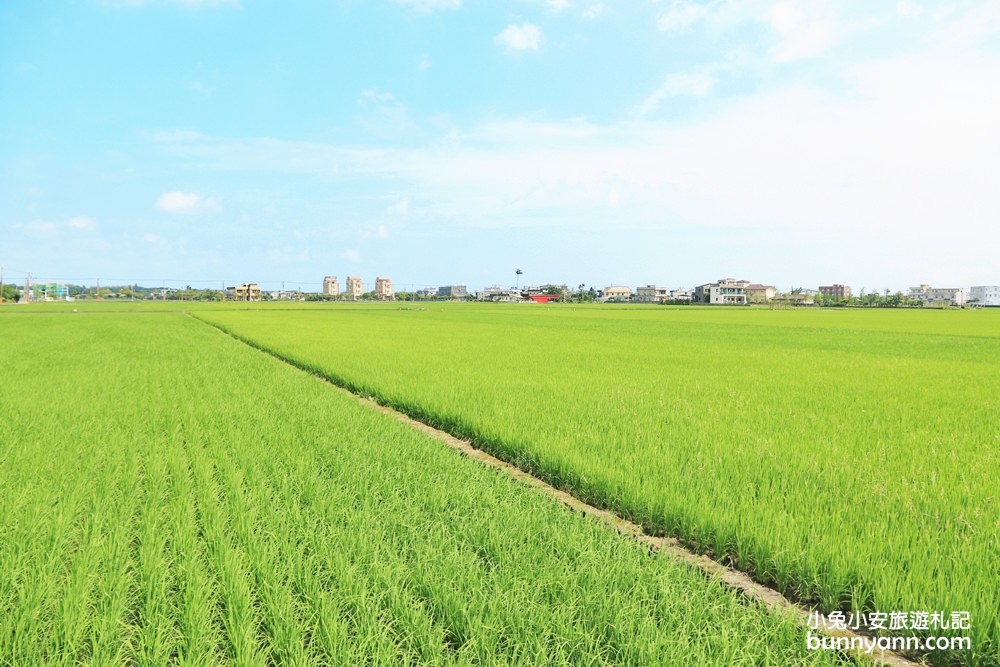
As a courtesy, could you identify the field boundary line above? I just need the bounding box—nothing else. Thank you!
[191,313,921,667]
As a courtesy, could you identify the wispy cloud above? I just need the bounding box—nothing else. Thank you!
[634,71,717,116]
[155,191,221,214]
[656,0,718,33]
[342,249,361,263]
[581,3,605,20]
[543,0,570,12]
[14,221,59,238]
[494,22,542,53]
[103,0,240,8]
[393,0,461,13]
[67,216,96,230]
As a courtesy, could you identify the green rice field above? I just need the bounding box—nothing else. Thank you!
[193,302,999,666]
[0,309,847,666]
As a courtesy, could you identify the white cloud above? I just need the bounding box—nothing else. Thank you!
[544,0,570,12]
[657,0,717,32]
[635,71,717,116]
[419,54,432,70]
[67,216,95,230]
[766,1,838,62]
[143,233,165,243]
[191,80,213,95]
[361,222,391,240]
[494,23,542,53]
[582,3,605,20]
[342,249,361,263]
[393,0,461,12]
[387,197,410,216]
[155,191,220,214]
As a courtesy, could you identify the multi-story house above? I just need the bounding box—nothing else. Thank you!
[635,285,669,303]
[322,276,340,297]
[818,284,852,300]
[345,275,364,301]
[374,276,394,300]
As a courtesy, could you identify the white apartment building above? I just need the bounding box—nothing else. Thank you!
[908,284,966,306]
[969,286,1000,307]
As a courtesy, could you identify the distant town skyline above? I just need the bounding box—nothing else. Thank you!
[3,1,999,293]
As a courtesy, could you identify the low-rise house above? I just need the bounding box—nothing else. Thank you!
[635,285,669,303]
[669,288,693,303]
[695,278,749,305]
[477,285,522,302]
[745,283,777,304]
[773,291,815,306]
[226,283,262,302]
[602,285,632,302]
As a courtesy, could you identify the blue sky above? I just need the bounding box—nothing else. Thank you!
[2,0,999,293]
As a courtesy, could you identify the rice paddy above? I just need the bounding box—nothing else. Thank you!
[0,309,851,666]
[193,302,1000,666]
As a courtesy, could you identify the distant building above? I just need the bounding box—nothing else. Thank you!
[477,285,522,302]
[669,288,693,303]
[969,286,1000,307]
[635,285,669,303]
[773,291,815,306]
[438,284,468,299]
[374,276,394,300]
[745,284,777,304]
[227,283,261,302]
[694,278,749,305]
[603,285,632,302]
[819,284,852,300]
[345,275,364,301]
[416,287,438,298]
[322,276,340,297]
[908,284,966,307]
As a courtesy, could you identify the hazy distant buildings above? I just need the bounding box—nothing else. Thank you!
[345,275,364,301]
[969,286,1000,307]
[908,284,966,306]
[819,284,852,300]
[745,283,777,304]
[695,278,749,305]
[438,284,468,299]
[227,283,261,302]
[374,276,394,300]
[603,286,632,302]
[322,276,340,297]
[635,285,669,303]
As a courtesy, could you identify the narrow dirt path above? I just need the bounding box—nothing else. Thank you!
[194,314,922,667]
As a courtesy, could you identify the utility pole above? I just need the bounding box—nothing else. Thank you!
[0,265,4,303]
[24,273,31,303]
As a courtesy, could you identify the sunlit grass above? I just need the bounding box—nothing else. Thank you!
[0,311,843,665]
[195,302,1000,666]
